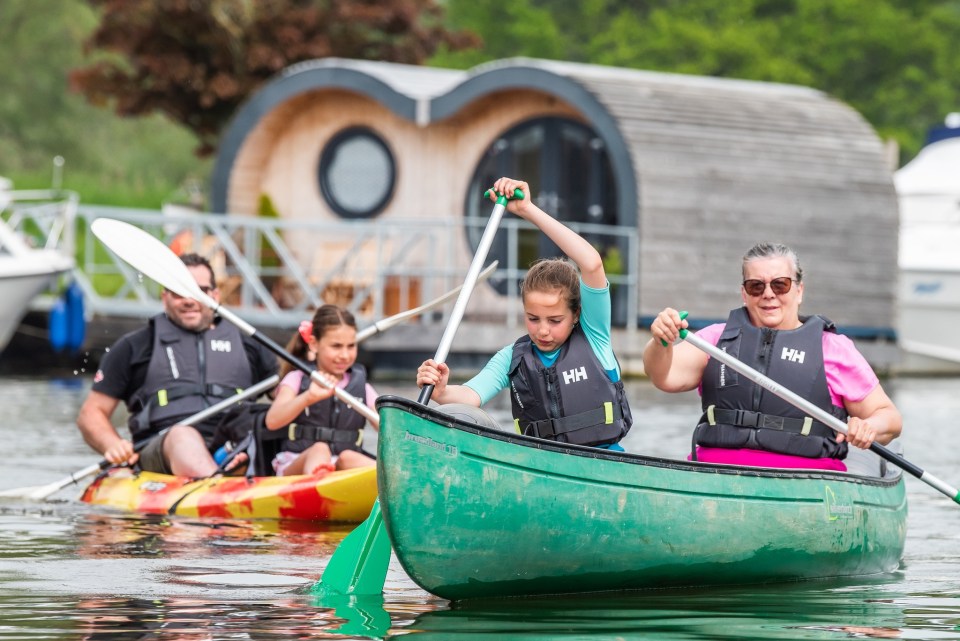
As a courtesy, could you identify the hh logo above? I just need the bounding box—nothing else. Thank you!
[210,339,233,353]
[781,347,805,364]
[562,366,588,384]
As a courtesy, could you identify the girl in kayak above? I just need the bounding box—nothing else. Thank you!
[416,177,632,449]
[265,305,379,475]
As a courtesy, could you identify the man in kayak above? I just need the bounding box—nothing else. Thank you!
[77,253,278,477]
[643,242,901,472]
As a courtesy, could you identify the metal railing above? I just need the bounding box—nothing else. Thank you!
[22,202,639,340]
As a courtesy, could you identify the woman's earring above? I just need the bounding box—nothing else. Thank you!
[307,350,317,361]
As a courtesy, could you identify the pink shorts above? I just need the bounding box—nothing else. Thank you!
[693,447,847,472]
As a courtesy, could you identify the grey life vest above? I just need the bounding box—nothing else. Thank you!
[282,365,369,455]
[129,314,253,441]
[508,326,632,446]
[696,307,849,460]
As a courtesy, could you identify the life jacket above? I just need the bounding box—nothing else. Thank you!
[128,314,253,441]
[508,326,632,447]
[282,365,369,455]
[696,307,849,460]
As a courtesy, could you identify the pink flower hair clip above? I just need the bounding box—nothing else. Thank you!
[298,320,313,343]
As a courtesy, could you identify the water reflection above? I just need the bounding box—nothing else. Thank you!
[71,511,353,559]
[394,582,915,640]
[51,578,960,641]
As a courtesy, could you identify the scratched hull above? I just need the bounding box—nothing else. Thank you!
[81,467,377,522]
[376,396,908,600]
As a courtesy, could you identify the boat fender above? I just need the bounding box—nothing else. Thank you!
[435,404,503,430]
[48,298,68,353]
[65,281,85,352]
[49,281,86,353]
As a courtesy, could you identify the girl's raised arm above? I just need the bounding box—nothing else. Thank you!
[490,177,605,288]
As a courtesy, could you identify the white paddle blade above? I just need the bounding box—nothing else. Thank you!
[91,218,217,308]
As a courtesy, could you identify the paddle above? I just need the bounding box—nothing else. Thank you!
[356,261,498,342]
[90,218,377,424]
[671,312,960,505]
[312,187,523,598]
[0,375,279,500]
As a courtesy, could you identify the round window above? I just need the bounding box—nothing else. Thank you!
[318,127,396,218]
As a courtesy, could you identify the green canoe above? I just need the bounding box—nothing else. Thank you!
[375,396,908,601]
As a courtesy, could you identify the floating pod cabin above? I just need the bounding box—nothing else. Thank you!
[211,57,900,373]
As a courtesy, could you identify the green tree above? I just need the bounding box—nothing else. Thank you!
[71,0,478,156]
[0,0,209,205]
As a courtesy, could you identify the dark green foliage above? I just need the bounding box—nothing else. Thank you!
[431,0,960,164]
[70,0,478,156]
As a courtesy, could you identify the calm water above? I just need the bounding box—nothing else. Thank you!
[1,374,960,640]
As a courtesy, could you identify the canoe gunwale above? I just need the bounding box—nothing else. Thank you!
[375,395,903,488]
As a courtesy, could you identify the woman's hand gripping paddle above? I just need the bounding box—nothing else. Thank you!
[670,311,960,505]
[0,375,279,500]
[90,218,377,424]
[313,188,523,598]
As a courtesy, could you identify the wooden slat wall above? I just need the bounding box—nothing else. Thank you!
[567,69,898,329]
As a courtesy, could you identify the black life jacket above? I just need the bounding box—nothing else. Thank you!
[128,314,253,441]
[508,326,632,447]
[696,307,849,460]
[282,365,369,455]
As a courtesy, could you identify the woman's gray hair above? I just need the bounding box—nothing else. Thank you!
[741,242,803,282]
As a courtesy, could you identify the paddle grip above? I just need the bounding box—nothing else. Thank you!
[659,310,689,347]
[482,188,525,204]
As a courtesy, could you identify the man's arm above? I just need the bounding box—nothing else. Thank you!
[76,390,135,465]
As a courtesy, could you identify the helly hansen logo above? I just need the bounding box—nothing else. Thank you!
[562,367,588,384]
[210,339,233,353]
[781,347,805,364]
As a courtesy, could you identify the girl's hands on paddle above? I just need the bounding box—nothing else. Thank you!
[305,372,338,404]
[650,307,689,346]
[417,359,450,397]
[488,177,532,217]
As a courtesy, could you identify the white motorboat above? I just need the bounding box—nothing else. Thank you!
[0,184,76,353]
[895,117,960,372]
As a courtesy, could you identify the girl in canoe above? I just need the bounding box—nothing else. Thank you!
[643,241,902,472]
[265,304,380,475]
[416,176,633,449]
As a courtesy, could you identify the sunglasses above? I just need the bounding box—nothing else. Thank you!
[742,277,795,296]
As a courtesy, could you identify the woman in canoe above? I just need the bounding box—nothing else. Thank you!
[264,305,379,475]
[416,176,632,449]
[643,241,902,471]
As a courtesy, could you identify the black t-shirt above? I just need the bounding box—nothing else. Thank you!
[92,315,279,410]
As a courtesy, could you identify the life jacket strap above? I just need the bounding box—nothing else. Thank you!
[525,402,622,439]
[287,423,362,445]
[707,407,835,439]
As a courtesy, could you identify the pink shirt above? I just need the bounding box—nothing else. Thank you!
[695,323,878,406]
[279,370,379,413]
[692,323,879,472]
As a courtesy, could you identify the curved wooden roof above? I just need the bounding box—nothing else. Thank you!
[213,57,897,332]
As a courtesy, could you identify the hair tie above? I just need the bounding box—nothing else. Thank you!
[298,320,313,343]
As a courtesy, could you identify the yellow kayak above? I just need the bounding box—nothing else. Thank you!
[81,467,377,522]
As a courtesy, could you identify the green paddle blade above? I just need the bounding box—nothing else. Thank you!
[311,499,391,596]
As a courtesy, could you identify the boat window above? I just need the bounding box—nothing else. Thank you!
[318,127,396,219]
